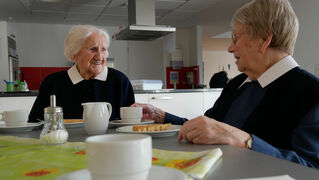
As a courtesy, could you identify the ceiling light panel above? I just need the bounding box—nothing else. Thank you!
[178,0,219,11]
[68,4,104,14]
[101,7,128,16]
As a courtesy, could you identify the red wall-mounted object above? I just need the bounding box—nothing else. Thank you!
[20,67,70,90]
[166,65,199,89]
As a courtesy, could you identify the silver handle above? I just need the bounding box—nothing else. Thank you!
[151,96,173,100]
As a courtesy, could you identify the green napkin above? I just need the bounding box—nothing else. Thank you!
[152,148,222,179]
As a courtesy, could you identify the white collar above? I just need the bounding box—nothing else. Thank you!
[67,65,108,84]
[257,55,299,88]
[240,55,299,88]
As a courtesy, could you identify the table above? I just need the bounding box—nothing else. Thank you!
[4,126,319,180]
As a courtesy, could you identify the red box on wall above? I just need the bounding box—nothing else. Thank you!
[166,65,199,89]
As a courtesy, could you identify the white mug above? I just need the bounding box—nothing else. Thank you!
[85,134,152,180]
[82,102,112,135]
[0,110,28,127]
[120,107,142,123]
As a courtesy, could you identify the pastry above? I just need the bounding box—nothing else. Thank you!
[133,123,171,132]
[63,119,83,123]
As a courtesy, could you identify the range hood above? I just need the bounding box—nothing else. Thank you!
[115,0,176,41]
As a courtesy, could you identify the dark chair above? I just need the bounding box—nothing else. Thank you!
[209,71,228,88]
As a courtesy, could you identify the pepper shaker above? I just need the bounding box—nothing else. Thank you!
[40,95,68,144]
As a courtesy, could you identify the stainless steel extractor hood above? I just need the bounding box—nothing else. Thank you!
[115,0,176,41]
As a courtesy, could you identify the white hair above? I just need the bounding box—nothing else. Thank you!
[64,25,110,61]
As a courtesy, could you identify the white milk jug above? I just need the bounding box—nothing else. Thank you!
[82,102,112,135]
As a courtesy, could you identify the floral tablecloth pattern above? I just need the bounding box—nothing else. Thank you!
[0,136,222,180]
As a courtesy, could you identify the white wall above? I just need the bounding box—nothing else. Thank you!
[176,26,204,83]
[4,22,164,84]
[202,38,240,87]
[190,26,203,84]
[11,23,72,67]
[290,0,319,77]
[162,32,177,87]
[176,28,191,67]
[203,50,240,85]
[127,39,164,82]
[0,21,9,92]
[202,0,319,84]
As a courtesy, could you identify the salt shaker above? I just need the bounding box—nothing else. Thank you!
[40,95,68,144]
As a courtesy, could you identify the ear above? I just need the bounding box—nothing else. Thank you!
[260,34,272,54]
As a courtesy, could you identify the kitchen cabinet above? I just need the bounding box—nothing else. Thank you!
[0,96,36,113]
[203,90,222,113]
[148,92,203,119]
[134,94,149,104]
[134,89,222,119]
[0,89,222,121]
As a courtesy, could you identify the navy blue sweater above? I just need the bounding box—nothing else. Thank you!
[29,68,135,122]
[165,67,319,168]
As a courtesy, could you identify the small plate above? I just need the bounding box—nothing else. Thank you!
[0,123,42,133]
[55,165,187,180]
[116,125,181,138]
[109,119,154,127]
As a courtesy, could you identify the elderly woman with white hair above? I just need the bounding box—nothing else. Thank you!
[29,25,135,122]
[133,0,319,168]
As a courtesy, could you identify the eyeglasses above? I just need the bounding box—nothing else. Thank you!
[232,33,241,44]
[232,32,249,44]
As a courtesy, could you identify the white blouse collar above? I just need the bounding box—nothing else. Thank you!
[67,65,108,85]
[241,55,299,88]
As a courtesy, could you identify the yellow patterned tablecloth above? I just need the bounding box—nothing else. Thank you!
[0,136,222,180]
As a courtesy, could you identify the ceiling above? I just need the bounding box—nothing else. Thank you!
[0,0,250,40]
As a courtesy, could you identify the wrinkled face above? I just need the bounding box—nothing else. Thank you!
[228,22,265,79]
[73,32,108,79]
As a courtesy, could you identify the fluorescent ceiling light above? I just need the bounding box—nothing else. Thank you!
[210,31,232,39]
[40,0,64,2]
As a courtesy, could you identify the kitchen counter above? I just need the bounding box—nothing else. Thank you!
[0,89,223,97]
[134,88,222,94]
[0,91,38,97]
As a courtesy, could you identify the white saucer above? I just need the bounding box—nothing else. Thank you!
[55,165,187,180]
[116,125,181,138]
[0,123,42,133]
[109,119,154,127]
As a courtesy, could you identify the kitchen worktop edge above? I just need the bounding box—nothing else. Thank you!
[0,88,222,97]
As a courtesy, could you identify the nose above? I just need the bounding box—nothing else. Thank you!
[94,50,104,60]
[228,42,234,53]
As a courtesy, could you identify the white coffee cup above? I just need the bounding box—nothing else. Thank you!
[82,102,112,135]
[85,134,152,180]
[0,110,28,127]
[120,107,142,123]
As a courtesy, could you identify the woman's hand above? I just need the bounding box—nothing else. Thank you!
[178,115,251,148]
[131,103,165,123]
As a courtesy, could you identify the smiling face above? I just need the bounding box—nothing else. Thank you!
[73,32,108,80]
[228,22,267,80]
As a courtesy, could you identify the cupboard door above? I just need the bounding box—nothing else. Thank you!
[203,91,222,113]
[134,94,149,104]
[148,93,203,119]
[0,96,37,113]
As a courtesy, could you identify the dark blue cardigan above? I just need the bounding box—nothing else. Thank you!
[166,67,319,168]
[29,68,135,122]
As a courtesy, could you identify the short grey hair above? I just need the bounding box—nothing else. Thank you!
[231,0,299,55]
[64,25,110,61]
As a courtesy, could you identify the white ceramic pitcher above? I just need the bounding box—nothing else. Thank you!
[82,102,112,135]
